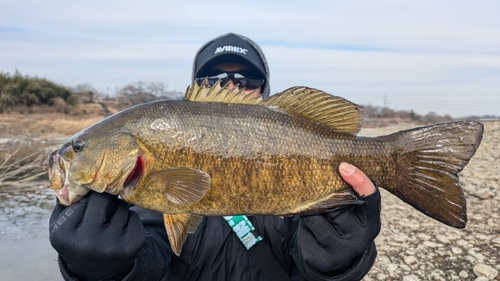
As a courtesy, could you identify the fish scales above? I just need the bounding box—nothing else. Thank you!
[119,101,393,215]
[48,82,483,255]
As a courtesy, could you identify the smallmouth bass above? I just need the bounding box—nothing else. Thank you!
[48,81,483,255]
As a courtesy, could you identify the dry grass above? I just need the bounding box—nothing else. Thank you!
[0,138,48,189]
[0,113,104,138]
[0,111,104,190]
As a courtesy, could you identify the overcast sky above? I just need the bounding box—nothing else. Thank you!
[1,1,499,118]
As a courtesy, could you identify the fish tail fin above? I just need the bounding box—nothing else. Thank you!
[384,121,483,228]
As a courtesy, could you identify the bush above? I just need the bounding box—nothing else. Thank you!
[0,71,75,111]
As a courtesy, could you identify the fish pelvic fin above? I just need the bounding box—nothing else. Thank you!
[385,121,484,228]
[264,87,363,135]
[185,78,263,105]
[163,214,204,256]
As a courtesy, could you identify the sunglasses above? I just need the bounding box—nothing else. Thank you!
[195,72,265,90]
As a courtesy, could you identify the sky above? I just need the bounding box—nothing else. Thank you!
[1,0,499,118]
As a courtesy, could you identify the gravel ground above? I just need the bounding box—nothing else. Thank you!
[1,120,497,280]
[360,121,500,281]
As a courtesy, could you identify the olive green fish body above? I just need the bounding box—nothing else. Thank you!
[117,101,393,216]
[48,82,483,256]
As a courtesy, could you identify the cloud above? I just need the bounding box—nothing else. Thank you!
[1,0,499,117]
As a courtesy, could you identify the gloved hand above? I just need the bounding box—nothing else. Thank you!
[49,191,146,280]
[297,163,381,275]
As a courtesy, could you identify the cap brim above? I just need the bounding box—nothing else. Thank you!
[196,53,266,79]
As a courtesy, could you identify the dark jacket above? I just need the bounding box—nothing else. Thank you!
[114,207,377,281]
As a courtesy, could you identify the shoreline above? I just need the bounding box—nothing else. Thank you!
[0,119,498,280]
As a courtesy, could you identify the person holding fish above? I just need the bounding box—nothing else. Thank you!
[49,33,383,280]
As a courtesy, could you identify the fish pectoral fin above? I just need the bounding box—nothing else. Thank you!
[163,213,204,256]
[305,189,361,213]
[149,167,211,206]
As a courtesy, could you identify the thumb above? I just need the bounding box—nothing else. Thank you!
[339,162,376,197]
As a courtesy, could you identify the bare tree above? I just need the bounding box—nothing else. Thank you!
[116,81,183,107]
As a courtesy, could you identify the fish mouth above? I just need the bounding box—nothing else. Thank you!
[55,183,89,206]
[122,155,145,198]
[47,150,79,205]
[47,149,60,181]
[54,184,70,206]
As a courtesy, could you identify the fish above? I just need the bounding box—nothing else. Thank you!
[47,80,484,256]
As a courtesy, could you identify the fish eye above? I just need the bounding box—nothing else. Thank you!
[72,138,84,152]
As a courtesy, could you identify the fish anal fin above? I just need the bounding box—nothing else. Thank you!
[163,214,204,256]
[185,78,263,105]
[148,167,211,206]
[299,189,360,214]
[264,87,363,135]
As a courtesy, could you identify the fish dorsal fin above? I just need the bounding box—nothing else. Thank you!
[264,87,364,135]
[184,78,263,105]
[163,214,204,256]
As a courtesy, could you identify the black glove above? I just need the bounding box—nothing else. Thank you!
[297,186,381,275]
[49,191,146,280]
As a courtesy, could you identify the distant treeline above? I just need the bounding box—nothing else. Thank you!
[361,105,455,126]
[0,71,183,114]
[361,103,497,126]
[0,71,76,112]
[0,71,494,124]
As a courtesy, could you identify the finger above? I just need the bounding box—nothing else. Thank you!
[297,220,341,272]
[49,197,89,238]
[362,188,382,227]
[127,210,144,234]
[79,191,115,228]
[325,206,367,236]
[123,211,146,251]
[49,202,66,224]
[339,162,375,196]
[106,198,132,233]
[301,215,343,242]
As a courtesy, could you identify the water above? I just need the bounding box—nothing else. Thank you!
[0,183,63,280]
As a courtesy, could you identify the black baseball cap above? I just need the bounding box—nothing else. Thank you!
[192,33,270,98]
